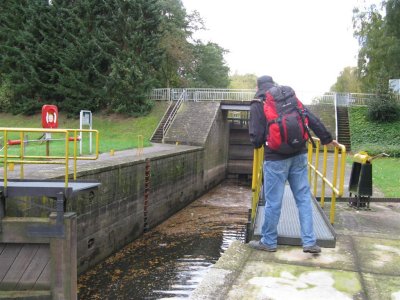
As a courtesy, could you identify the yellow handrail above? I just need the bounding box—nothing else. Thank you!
[0,127,99,188]
[251,147,264,222]
[251,138,346,226]
[307,138,346,224]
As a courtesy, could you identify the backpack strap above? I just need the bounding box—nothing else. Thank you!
[297,108,316,149]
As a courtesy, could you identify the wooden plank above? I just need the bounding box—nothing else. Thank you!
[0,244,39,290]
[35,260,51,290]
[0,290,51,299]
[0,243,22,282]
[16,244,50,290]
[0,217,50,244]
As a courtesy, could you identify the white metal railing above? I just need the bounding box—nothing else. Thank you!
[149,88,400,106]
[162,90,186,138]
[150,88,256,102]
[334,94,338,141]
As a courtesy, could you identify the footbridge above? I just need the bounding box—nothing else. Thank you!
[249,139,347,248]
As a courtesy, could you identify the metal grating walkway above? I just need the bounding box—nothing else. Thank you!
[254,185,336,248]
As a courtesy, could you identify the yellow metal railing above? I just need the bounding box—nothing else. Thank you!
[307,138,346,224]
[251,138,346,226]
[0,127,99,189]
[251,146,264,222]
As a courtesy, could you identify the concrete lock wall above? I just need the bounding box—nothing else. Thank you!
[73,149,206,273]
[4,102,230,274]
[164,101,229,190]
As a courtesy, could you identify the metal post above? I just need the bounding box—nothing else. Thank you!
[80,110,93,155]
[0,192,5,233]
[334,93,338,142]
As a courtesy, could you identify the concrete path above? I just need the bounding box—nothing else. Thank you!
[191,200,400,300]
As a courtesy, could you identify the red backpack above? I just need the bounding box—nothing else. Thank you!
[264,85,314,154]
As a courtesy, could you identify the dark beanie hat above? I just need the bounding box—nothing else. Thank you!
[255,75,275,99]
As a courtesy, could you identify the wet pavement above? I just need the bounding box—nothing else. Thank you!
[191,200,400,300]
[77,180,251,299]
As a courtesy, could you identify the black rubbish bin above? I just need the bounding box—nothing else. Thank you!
[348,152,373,209]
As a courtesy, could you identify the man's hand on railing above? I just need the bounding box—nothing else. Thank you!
[327,139,340,148]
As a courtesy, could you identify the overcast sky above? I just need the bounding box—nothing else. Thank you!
[181,0,381,98]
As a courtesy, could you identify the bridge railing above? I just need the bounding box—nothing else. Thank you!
[250,138,346,227]
[307,138,347,224]
[150,88,256,102]
[150,88,400,106]
[163,90,186,138]
[251,147,264,223]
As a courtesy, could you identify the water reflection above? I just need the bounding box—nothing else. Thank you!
[78,180,250,299]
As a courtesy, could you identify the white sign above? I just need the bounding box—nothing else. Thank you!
[79,110,93,155]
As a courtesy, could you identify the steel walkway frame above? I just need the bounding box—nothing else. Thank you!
[249,138,346,248]
[253,185,336,247]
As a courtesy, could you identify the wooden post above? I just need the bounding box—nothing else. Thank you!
[46,140,50,156]
[50,212,77,300]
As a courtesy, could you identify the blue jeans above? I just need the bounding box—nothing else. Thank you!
[261,153,316,247]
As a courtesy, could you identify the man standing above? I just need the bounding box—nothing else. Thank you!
[248,75,339,253]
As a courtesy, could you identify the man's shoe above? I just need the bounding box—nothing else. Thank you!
[303,245,321,253]
[248,240,277,252]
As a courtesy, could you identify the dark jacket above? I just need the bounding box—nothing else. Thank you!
[249,97,333,161]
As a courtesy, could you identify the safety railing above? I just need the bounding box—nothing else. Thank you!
[150,88,256,102]
[251,147,264,223]
[0,127,99,189]
[307,138,346,224]
[162,90,186,138]
[149,88,399,106]
[250,138,346,226]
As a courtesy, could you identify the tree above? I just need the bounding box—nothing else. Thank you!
[0,0,164,116]
[353,1,400,92]
[190,42,230,88]
[0,0,230,115]
[229,73,257,89]
[0,0,54,114]
[367,69,400,122]
[330,67,362,93]
[157,0,203,88]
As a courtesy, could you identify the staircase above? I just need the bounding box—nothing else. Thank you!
[150,101,179,143]
[336,106,351,151]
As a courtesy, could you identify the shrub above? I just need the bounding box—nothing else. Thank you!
[367,77,400,122]
[367,94,400,122]
[349,106,400,157]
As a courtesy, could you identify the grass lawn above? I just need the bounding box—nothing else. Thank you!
[0,101,169,155]
[349,106,400,198]
[371,158,400,198]
[1,102,399,198]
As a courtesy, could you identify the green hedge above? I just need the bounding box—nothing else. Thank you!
[349,106,400,157]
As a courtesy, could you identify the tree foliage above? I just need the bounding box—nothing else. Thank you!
[330,67,362,93]
[353,1,400,92]
[0,0,230,116]
[367,70,400,122]
[229,73,257,89]
[190,42,230,88]
[352,0,400,122]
